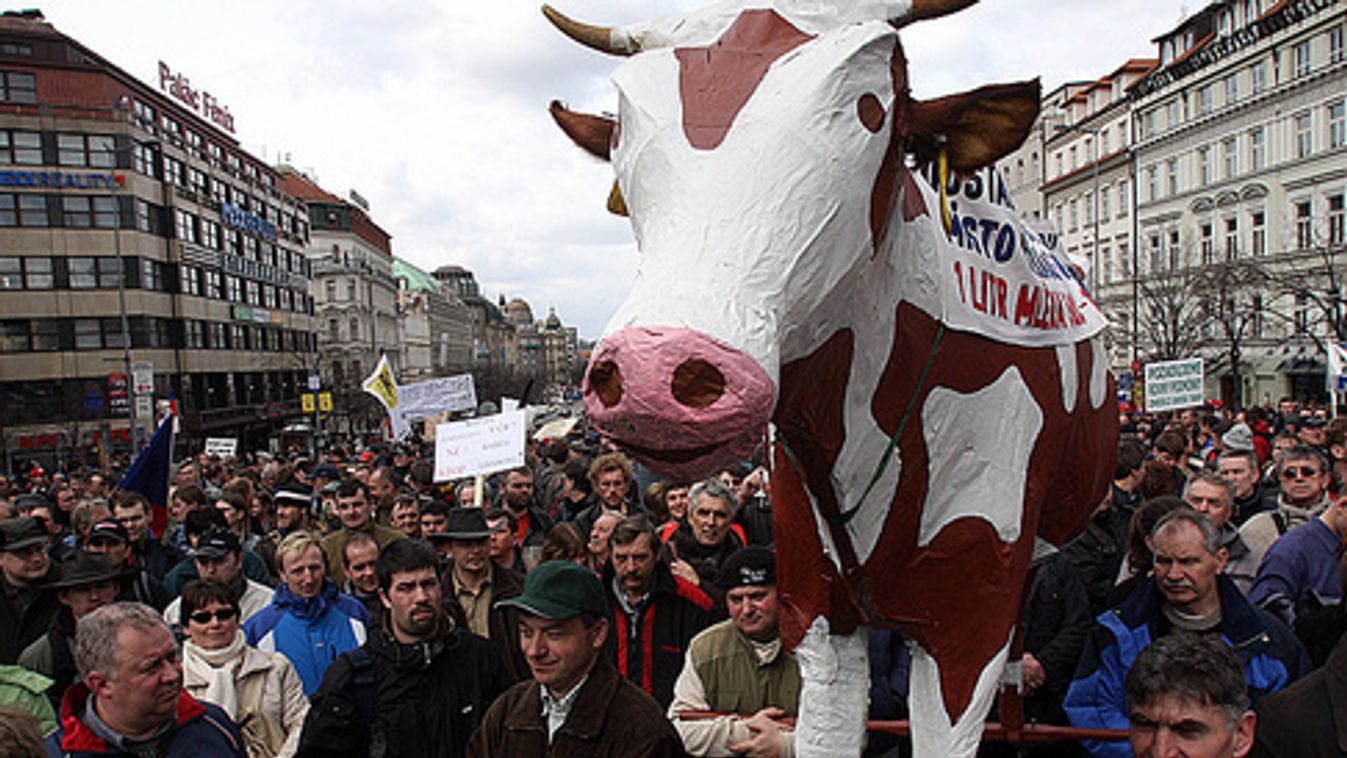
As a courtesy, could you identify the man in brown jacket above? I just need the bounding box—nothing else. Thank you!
[467,560,684,757]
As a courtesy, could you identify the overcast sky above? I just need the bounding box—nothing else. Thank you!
[50,0,1189,339]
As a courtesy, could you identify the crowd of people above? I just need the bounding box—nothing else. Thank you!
[0,399,1345,757]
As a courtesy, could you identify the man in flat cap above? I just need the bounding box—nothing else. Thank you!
[18,552,121,709]
[467,560,683,757]
[0,517,58,664]
[669,546,802,758]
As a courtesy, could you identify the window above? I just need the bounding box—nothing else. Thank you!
[1165,158,1178,195]
[1294,40,1312,77]
[132,142,155,175]
[1149,233,1162,273]
[92,197,118,228]
[325,279,336,302]
[57,134,115,168]
[224,230,241,257]
[204,269,222,299]
[208,143,222,166]
[1119,241,1130,275]
[2,194,48,227]
[1296,112,1313,158]
[226,275,242,302]
[1198,86,1213,115]
[1251,62,1266,94]
[1100,186,1111,220]
[141,259,164,292]
[1101,244,1112,284]
[201,219,219,250]
[0,257,51,289]
[1166,100,1181,131]
[1069,198,1079,231]
[1169,229,1182,270]
[346,278,357,300]
[132,99,155,130]
[1330,194,1345,247]
[244,280,259,306]
[0,130,40,164]
[349,318,359,341]
[263,285,276,309]
[188,167,206,196]
[1224,75,1238,106]
[1250,127,1266,169]
[175,209,198,243]
[1147,166,1158,201]
[1225,217,1238,259]
[1222,137,1238,178]
[62,196,92,227]
[328,318,340,341]
[96,258,121,288]
[1330,100,1346,149]
[0,70,36,103]
[68,257,96,288]
[1084,192,1093,226]
[185,320,205,349]
[1142,109,1156,139]
[1332,24,1345,64]
[1201,223,1214,264]
[1118,180,1129,216]
[1296,201,1313,249]
[181,264,200,296]
[162,155,183,187]
[1198,146,1211,186]
[1251,210,1266,255]
[74,318,101,349]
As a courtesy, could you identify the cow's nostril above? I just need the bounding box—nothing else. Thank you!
[589,360,624,408]
[671,358,725,409]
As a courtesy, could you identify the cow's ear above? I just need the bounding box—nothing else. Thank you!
[907,80,1039,173]
[549,100,615,161]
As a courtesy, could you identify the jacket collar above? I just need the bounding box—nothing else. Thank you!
[1119,575,1269,647]
[502,656,619,739]
[58,683,207,752]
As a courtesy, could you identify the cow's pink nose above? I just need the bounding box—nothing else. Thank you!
[672,358,725,408]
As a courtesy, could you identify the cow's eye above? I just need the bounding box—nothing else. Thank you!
[858,93,885,133]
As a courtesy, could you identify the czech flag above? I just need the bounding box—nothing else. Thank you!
[118,415,174,536]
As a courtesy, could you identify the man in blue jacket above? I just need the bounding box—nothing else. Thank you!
[44,601,244,757]
[1064,508,1308,758]
[244,531,368,696]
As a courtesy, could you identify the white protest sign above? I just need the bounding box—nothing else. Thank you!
[395,374,478,423]
[433,410,526,482]
[1145,358,1204,412]
[204,438,238,458]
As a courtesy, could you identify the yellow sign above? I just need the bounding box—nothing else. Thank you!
[318,391,333,412]
[362,356,399,410]
[301,393,315,412]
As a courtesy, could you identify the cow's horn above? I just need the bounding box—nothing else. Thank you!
[893,0,978,26]
[541,5,638,56]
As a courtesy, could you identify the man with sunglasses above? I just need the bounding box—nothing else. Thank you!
[0,517,59,664]
[1239,445,1333,576]
[1248,490,1347,626]
[162,530,274,630]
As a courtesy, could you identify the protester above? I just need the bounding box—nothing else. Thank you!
[669,546,801,757]
[340,532,382,621]
[498,467,551,549]
[468,560,684,757]
[320,480,405,584]
[1240,445,1332,570]
[575,453,647,535]
[667,478,748,607]
[84,519,170,610]
[180,580,308,758]
[113,492,177,580]
[389,494,421,539]
[0,704,46,758]
[245,531,369,696]
[1248,493,1347,624]
[299,539,508,758]
[163,508,273,595]
[1125,632,1255,758]
[601,515,714,709]
[483,508,526,575]
[1251,631,1347,755]
[434,508,528,683]
[18,552,121,709]
[46,602,246,757]
[1,516,58,665]
[1217,450,1271,526]
[1065,509,1308,758]
[1183,473,1258,594]
[163,530,276,630]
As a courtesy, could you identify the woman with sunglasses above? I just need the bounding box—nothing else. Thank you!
[180,580,308,758]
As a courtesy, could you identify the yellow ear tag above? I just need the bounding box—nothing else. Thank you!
[607,180,628,217]
[938,146,952,234]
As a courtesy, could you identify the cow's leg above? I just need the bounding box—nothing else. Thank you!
[793,617,869,758]
[907,633,1012,758]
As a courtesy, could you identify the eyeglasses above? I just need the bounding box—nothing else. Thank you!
[188,608,238,625]
[1281,466,1322,480]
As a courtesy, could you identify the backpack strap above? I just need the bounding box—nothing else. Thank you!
[1272,510,1288,536]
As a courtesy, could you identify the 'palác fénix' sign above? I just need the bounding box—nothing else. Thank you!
[158,61,236,134]
[0,171,126,189]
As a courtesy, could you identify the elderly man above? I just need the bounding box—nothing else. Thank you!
[298,539,508,758]
[1217,450,1271,527]
[44,602,245,757]
[1240,445,1331,571]
[1065,509,1308,758]
[1125,632,1256,758]
[245,531,369,696]
[162,530,273,629]
[18,552,120,709]
[1248,494,1347,625]
[667,478,748,607]
[601,515,714,709]
[321,479,405,585]
[1184,473,1258,594]
[468,561,683,757]
[669,547,801,757]
[432,508,527,683]
[1,517,58,665]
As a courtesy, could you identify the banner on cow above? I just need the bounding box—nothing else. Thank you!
[432,410,526,482]
[1144,358,1204,412]
[912,166,1108,348]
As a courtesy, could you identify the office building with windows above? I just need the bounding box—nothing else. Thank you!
[0,10,316,467]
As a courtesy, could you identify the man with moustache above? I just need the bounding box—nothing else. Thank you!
[1064,509,1308,758]
[298,539,508,758]
[44,602,245,757]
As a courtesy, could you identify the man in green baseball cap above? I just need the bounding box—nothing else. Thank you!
[468,560,682,757]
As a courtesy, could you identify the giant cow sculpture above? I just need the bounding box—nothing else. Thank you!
[544,1,1118,755]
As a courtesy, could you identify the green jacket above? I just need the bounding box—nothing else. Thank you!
[0,663,58,733]
[689,619,802,716]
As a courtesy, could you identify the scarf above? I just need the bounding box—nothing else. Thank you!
[183,630,246,718]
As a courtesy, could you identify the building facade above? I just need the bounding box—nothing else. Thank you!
[0,11,317,469]
[392,257,472,381]
[1123,0,1346,405]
